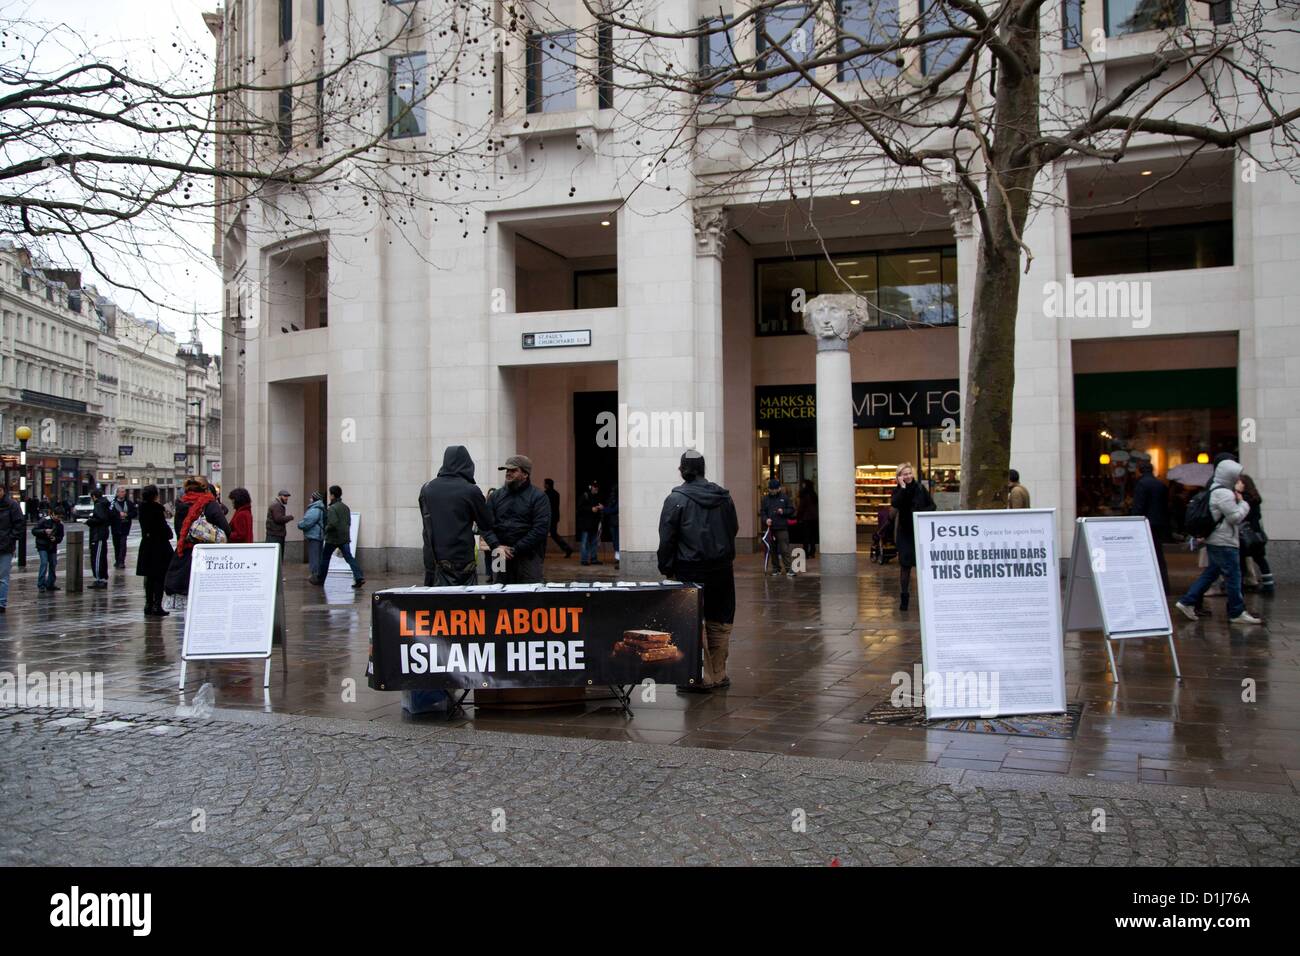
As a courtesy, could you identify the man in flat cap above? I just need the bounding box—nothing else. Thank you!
[265,488,294,562]
[481,454,551,584]
[658,449,739,692]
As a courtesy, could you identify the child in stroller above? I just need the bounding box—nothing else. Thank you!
[871,506,897,564]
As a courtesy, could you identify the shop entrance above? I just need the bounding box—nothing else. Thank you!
[573,390,618,543]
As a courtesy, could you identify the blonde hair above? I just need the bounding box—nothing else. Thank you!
[897,462,915,474]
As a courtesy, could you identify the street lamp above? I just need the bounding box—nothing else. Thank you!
[15,425,31,568]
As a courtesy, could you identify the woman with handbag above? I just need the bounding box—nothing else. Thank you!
[136,485,175,617]
[164,476,232,598]
[1239,475,1274,594]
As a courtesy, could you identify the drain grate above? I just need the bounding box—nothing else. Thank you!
[861,702,1084,739]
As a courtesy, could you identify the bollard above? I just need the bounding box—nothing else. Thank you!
[64,524,84,593]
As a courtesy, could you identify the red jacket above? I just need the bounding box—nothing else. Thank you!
[230,504,254,544]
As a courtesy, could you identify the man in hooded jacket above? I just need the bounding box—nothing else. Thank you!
[658,449,740,692]
[419,445,494,586]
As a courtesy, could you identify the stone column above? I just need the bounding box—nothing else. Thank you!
[693,207,727,484]
[804,294,871,576]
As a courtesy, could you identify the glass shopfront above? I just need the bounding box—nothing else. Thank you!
[755,380,962,534]
[1074,367,1237,527]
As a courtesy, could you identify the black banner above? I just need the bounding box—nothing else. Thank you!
[369,584,702,690]
[755,379,960,432]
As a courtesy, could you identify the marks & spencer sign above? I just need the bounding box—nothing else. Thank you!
[756,379,960,430]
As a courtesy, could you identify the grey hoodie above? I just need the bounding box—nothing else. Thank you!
[1205,459,1250,549]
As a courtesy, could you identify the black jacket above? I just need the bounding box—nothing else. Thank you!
[419,446,493,570]
[1130,473,1170,530]
[86,497,113,541]
[576,490,602,534]
[890,480,934,567]
[544,487,561,531]
[657,478,739,575]
[760,491,794,531]
[32,516,64,553]
[135,500,174,579]
[482,479,550,557]
[109,497,138,531]
[0,498,23,554]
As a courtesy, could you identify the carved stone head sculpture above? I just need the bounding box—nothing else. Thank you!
[802,293,872,351]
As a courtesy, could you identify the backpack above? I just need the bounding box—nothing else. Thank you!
[1184,485,1221,538]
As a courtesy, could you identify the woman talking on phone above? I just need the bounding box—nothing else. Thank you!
[890,462,935,612]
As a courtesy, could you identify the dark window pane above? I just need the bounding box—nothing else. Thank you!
[757,4,815,92]
[1063,0,1083,48]
[277,88,292,151]
[758,260,817,334]
[527,31,579,113]
[279,0,292,44]
[388,53,427,137]
[1072,221,1232,276]
[1106,0,1186,36]
[598,24,614,109]
[816,256,876,295]
[1209,0,1231,24]
[838,0,901,83]
[878,251,948,326]
[941,249,959,323]
[575,270,618,309]
[315,75,325,148]
[698,17,737,98]
[920,0,970,75]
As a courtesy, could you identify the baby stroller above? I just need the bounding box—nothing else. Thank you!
[871,507,897,564]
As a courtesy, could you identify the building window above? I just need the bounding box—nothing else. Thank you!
[316,0,324,26]
[920,0,971,75]
[1063,0,1083,49]
[1071,220,1232,276]
[279,0,292,45]
[756,4,815,92]
[315,74,325,148]
[1104,0,1185,36]
[526,30,579,113]
[277,88,293,152]
[388,53,428,137]
[837,0,901,84]
[1209,0,1231,24]
[698,17,737,99]
[756,246,958,335]
[597,23,614,109]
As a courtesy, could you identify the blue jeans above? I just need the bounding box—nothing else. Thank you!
[1180,544,1245,619]
[305,539,322,574]
[0,551,11,606]
[38,549,57,588]
[319,542,363,582]
[580,530,599,563]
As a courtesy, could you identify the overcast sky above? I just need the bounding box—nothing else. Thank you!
[7,0,224,354]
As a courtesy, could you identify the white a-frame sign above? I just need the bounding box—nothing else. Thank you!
[1063,516,1179,684]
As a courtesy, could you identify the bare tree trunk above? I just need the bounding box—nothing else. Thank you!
[959,5,1041,510]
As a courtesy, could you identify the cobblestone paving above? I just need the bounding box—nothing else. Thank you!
[3,707,1298,866]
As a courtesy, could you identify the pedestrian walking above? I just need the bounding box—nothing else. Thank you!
[576,479,603,565]
[228,488,254,543]
[1175,458,1262,625]
[1006,469,1031,508]
[796,479,819,559]
[296,492,326,576]
[0,486,22,611]
[658,450,739,692]
[760,478,796,576]
[481,455,550,584]
[542,478,574,558]
[419,445,494,586]
[164,476,232,598]
[312,486,364,588]
[108,488,137,569]
[265,489,293,559]
[1238,474,1274,595]
[891,462,935,612]
[32,508,64,592]
[136,485,174,617]
[1130,460,1171,593]
[86,488,111,588]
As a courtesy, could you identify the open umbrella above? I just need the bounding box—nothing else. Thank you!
[1167,462,1213,487]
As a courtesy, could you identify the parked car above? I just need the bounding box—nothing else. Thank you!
[73,495,94,521]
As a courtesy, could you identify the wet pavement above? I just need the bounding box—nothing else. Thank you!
[4,704,1297,865]
[1,539,1297,797]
